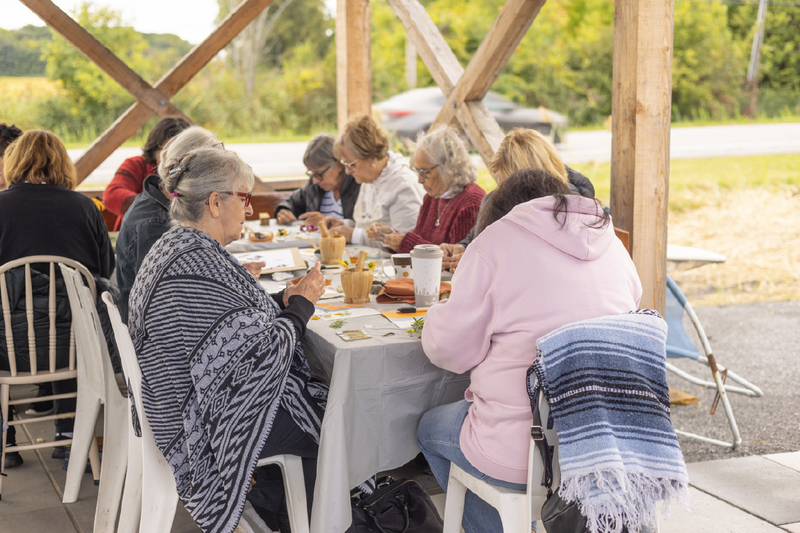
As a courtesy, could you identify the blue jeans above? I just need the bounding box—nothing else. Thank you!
[417,400,527,533]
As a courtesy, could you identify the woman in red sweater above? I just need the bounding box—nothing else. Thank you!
[368,126,484,253]
[103,117,189,230]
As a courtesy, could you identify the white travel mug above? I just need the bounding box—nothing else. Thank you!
[410,245,443,307]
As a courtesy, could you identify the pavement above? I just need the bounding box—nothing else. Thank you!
[2,301,798,532]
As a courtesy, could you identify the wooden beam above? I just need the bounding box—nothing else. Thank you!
[610,0,674,314]
[72,0,275,183]
[386,0,463,92]
[456,101,505,168]
[433,0,546,129]
[20,0,189,122]
[336,0,372,130]
[386,0,504,168]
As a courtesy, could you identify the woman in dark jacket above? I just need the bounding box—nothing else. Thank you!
[0,129,114,468]
[274,133,359,227]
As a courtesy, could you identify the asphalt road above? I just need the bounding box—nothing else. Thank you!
[72,122,800,187]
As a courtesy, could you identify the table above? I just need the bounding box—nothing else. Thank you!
[226,220,318,253]
[260,259,469,533]
[666,244,726,271]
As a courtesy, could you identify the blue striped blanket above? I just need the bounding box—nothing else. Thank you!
[528,311,689,533]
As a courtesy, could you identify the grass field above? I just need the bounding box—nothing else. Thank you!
[479,153,800,306]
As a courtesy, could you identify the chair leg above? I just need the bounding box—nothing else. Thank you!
[0,384,10,499]
[117,430,143,533]
[276,455,309,533]
[139,428,178,533]
[62,394,102,503]
[442,471,468,533]
[93,401,130,533]
[497,496,529,533]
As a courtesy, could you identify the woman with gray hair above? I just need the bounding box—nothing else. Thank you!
[367,125,485,253]
[128,147,327,533]
[274,133,360,226]
[115,126,225,323]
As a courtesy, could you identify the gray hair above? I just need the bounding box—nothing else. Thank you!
[163,147,254,223]
[157,126,221,186]
[303,133,337,169]
[414,125,476,195]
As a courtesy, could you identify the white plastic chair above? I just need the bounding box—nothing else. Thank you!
[0,256,100,499]
[59,264,129,533]
[102,292,310,533]
[441,390,555,533]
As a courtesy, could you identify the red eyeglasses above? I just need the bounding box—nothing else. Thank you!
[206,191,252,207]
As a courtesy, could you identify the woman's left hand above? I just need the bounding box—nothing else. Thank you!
[243,261,266,279]
[382,232,405,252]
[299,211,325,226]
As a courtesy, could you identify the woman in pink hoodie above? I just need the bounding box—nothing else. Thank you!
[418,169,642,532]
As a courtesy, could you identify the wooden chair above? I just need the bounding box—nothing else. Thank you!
[0,256,100,499]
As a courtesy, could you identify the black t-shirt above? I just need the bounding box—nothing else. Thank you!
[0,183,114,277]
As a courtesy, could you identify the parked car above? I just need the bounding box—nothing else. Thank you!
[374,87,568,144]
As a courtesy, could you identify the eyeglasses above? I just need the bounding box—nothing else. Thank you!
[410,165,439,181]
[205,191,252,207]
[340,158,358,172]
[306,164,332,180]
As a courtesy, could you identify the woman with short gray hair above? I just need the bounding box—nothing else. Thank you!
[128,147,327,533]
[274,133,360,226]
[115,126,224,324]
[367,125,485,253]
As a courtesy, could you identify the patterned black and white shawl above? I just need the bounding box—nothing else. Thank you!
[128,226,327,533]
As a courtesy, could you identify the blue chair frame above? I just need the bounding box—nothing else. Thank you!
[665,275,763,449]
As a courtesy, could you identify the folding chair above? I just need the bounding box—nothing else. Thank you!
[665,275,763,449]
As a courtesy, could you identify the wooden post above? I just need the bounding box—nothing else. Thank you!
[610,0,674,314]
[336,0,372,130]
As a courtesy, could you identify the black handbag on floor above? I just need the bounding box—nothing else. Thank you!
[346,476,443,533]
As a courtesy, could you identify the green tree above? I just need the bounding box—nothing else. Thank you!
[41,2,161,137]
[671,0,746,121]
[0,25,52,77]
[728,2,800,116]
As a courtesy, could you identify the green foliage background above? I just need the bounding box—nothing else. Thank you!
[1,0,799,143]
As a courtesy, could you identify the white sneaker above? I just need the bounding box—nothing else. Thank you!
[238,501,276,533]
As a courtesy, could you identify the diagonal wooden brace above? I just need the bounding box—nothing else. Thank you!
[21,0,276,184]
[20,0,190,122]
[432,0,547,130]
[386,0,543,171]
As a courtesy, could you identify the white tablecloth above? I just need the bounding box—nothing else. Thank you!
[260,263,468,533]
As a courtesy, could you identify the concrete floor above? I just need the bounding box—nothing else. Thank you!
[3,301,799,532]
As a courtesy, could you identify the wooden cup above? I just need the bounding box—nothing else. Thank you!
[341,250,372,304]
[319,234,346,265]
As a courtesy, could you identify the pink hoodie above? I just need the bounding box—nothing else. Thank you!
[421,195,642,484]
